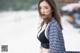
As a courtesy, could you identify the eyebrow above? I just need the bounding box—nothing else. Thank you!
[39,5,49,8]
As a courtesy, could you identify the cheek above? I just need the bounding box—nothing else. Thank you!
[45,9,52,15]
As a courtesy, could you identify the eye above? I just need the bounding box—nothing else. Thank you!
[44,6,48,9]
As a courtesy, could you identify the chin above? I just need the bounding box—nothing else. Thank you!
[42,16,47,19]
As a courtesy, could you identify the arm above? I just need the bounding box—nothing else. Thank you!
[48,21,65,53]
[40,47,43,53]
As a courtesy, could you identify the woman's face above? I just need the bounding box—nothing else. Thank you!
[39,1,52,19]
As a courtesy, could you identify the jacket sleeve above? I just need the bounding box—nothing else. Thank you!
[48,21,66,53]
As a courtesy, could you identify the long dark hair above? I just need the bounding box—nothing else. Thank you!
[38,0,63,30]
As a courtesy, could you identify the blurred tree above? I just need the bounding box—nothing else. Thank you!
[0,0,79,11]
[0,0,38,11]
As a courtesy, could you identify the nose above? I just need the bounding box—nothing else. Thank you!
[41,9,45,14]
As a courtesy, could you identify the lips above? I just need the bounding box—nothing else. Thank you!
[41,14,46,17]
[41,14,46,16]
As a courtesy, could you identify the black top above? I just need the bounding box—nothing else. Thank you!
[37,30,49,49]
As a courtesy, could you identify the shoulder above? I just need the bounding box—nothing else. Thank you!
[49,18,60,29]
[47,18,62,33]
[45,18,62,39]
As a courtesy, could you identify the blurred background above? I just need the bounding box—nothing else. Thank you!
[0,0,80,53]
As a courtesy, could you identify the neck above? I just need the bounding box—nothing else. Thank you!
[43,15,52,24]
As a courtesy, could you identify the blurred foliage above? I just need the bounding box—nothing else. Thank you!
[0,0,38,11]
[0,0,64,11]
[0,0,79,11]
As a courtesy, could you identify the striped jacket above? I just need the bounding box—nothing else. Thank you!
[45,18,66,53]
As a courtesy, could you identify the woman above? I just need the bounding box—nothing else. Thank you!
[37,0,66,53]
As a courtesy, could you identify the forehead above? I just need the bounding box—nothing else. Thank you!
[39,1,50,7]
